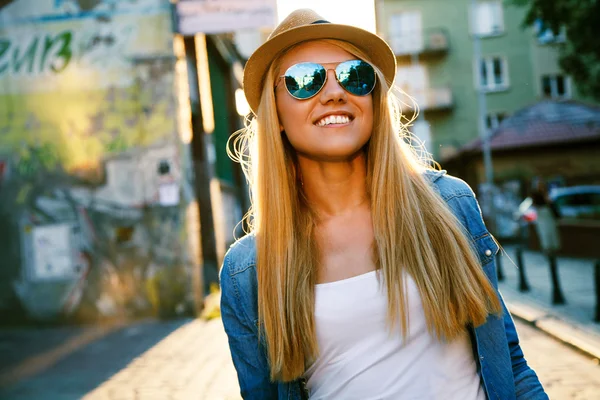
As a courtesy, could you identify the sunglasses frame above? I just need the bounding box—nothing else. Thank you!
[275,60,377,100]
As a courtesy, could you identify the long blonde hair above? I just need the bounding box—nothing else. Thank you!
[229,39,501,382]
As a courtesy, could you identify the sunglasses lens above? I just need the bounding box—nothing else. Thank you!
[336,60,376,96]
[284,63,326,99]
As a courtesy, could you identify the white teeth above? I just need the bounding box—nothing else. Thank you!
[316,114,351,126]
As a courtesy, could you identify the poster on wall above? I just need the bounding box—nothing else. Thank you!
[31,223,76,281]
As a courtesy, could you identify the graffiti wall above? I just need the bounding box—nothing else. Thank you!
[0,0,196,323]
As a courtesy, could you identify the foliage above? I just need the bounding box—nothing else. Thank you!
[200,283,222,320]
[511,0,600,101]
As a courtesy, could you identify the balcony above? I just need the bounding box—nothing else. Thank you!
[389,28,450,57]
[407,87,453,111]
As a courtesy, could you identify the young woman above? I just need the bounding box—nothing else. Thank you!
[220,8,548,400]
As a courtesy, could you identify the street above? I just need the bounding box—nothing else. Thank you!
[1,317,600,399]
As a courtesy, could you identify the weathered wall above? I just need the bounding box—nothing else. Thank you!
[0,0,196,323]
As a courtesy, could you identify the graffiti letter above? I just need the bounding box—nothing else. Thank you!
[40,31,72,74]
[40,35,54,71]
[0,39,9,75]
[12,37,39,74]
[51,31,72,73]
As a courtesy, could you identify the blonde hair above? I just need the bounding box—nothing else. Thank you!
[229,39,501,382]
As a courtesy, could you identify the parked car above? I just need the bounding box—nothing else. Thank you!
[515,185,600,222]
[550,186,600,220]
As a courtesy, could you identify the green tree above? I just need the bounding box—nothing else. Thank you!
[511,0,600,101]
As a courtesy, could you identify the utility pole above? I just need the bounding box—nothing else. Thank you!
[183,35,219,315]
[471,0,496,233]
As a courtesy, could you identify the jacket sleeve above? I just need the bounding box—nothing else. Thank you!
[443,177,548,399]
[220,254,278,399]
[499,294,548,399]
[464,196,547,399]
[465,194,547,399]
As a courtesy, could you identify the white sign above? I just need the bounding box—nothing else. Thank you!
[31,224,76,280]
[159,182,180,206]
[177,0,276,35]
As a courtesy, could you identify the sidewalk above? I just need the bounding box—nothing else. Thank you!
[497,244,600,360]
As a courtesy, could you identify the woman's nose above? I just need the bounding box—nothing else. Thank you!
[319,69,347,104]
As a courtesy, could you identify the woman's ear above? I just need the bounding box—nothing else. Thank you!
[280,124,285,133]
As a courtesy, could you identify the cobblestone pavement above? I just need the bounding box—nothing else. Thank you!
[516,319,600,399]
[2,317,600,399]
[0,318,241,400]
[81,318,241,400]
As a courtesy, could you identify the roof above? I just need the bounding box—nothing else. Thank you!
[460,100,600,154]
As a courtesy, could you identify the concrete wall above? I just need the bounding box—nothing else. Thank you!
[0,0,198,323]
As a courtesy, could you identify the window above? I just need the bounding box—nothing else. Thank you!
[389,11,423,54]
[486,112,507,132]
[397,64,428,104]
[478,56,508,91]
[471,1,504,37]
[541,75,570,98]
[535,20,566,44]
[397,64,428,90]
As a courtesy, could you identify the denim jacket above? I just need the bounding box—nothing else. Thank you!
[220,170,548,400]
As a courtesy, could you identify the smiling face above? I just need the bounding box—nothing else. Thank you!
[275,41,374,162]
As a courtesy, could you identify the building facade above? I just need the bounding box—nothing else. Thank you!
[377,0,592,163]
[0,0,249,323]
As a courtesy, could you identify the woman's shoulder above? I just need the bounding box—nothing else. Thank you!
[422,169,475,201]
[220,233,257,279]
[219,234,260,332]
[423,169,493,241]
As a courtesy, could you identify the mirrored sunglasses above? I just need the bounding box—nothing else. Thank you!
[277,60,376,100]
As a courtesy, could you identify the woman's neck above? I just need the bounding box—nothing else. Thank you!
[298,152,369,219]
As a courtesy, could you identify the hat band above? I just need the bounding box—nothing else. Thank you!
[311,20,330,24]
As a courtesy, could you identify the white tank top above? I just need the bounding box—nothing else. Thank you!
[303,270,486,400]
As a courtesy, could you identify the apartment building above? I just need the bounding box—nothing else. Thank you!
[376,0,588,161]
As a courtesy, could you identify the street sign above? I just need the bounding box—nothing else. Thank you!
[176,0,276,35]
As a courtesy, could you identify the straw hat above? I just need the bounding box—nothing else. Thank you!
[243,8,397,114]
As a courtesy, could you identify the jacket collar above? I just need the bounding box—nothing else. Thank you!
[422,168,446,183]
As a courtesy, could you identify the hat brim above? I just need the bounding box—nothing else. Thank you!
[243,23,397,114]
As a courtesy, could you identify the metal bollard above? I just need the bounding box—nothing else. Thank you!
[548,254,566,305]
[496,252,505,281]
[515,247,530,292]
